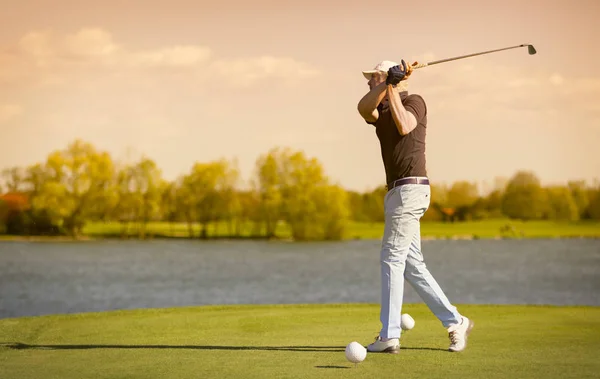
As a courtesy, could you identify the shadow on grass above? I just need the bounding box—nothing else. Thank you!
[2,343,344,352]
[2,342,446,353]
[315,365,351,369]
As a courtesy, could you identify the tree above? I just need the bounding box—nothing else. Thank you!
[24,163,48,198]
[216,158,242,236]
[446,181,479,221]
[0,198,7,233]
[252,150,283,238]
[587,188,600,220]
[545,186,579,221]
[132,158,164,238]
[0,192,31,235]
[175,174,197,238]
[313,184,351,240]
[2,167,26,192]
[274,148,350,241]
[501,171,548,221]
[346,190,367,222]
[160,181,180,236]
[32,140,115,236]
[568,180,591,219]
[483,189,504,216]
[425,183,452,222]
[361,186,386,223]
[111,164,139,237]
[235,190,259,237]
[185,160,234,239]
[447,181,479,208]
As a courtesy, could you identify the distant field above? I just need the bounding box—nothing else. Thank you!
[76,219,600,240]
[1,220,598,241]
[1,304,599,379]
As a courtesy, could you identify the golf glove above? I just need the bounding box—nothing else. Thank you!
[386,60,409,85]
[386,60,416,85]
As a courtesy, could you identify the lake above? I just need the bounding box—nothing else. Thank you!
[1,239,599,319]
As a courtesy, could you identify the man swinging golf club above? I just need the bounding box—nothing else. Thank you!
[357,59,474,353]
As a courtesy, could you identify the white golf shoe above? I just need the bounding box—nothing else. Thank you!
[447,316,474,352]
[366,336,400,354]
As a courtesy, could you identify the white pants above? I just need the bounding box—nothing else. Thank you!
[379,182,461,339]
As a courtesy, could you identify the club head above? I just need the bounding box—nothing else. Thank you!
[528,45,537,55]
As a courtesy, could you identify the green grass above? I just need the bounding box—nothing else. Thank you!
[1,304,599,378]
[1,219,598,242]
[78,219,600,240]
[419,219,600,239]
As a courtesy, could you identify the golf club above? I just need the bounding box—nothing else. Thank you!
[410,44,536,70]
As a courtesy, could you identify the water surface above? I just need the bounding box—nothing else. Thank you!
[1,239,599,319]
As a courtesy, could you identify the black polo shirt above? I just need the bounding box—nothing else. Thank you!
[367,91,428,186]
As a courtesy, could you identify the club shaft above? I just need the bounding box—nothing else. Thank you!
[425,44,530,66]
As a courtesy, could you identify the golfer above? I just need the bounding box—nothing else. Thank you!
[357,60,474,353]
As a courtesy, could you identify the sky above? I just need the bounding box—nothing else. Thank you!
[1,0,599,193]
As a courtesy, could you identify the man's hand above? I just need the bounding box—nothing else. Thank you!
[386,60,416,86]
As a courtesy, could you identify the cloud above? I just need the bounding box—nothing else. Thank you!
[128,46,212,68]
[65,28,119,57]
[18,31,56,66]
[0,104,23,123]
[0,28,320,88]
[209,56,321,87]
[15,28,211,69]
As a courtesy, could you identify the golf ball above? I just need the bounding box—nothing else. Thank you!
[345,341,367,363]
[401,313,415,330]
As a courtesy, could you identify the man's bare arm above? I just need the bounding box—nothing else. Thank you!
[357,82,387,123]
[387,84,417,135]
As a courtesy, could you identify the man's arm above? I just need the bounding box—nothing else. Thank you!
[357,82,387,123]
[387,84,418,135]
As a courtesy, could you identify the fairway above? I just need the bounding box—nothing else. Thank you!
[1,304,599,379]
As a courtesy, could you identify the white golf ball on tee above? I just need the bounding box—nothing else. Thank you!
[401,313,415,330]
[345,341,367,363]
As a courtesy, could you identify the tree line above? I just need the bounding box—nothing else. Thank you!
[1,140,599,240]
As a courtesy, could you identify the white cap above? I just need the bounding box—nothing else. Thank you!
[362,60,398,80]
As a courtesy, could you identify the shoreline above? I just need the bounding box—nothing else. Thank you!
[1,234,598,242]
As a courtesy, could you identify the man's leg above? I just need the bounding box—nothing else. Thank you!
[368,185,423,353]
[403,184,474,351]
[404,221,461,328]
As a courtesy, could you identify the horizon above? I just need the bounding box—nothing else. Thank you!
[1,0,599,193]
